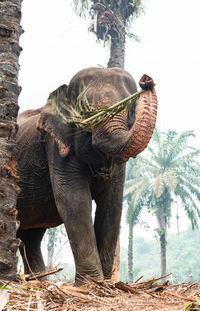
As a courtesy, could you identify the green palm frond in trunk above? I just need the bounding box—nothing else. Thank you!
[53,87,147,132]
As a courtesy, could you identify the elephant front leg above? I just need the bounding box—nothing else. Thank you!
[94,163,125,278]
[51,164,104,284]
[65,203,104,284]
[71,221,104,284]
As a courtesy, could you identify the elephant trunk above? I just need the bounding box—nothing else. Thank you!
[92,75,157,159]
[117,77,157,158]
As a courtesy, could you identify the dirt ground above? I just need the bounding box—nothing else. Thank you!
[1,275,200,311]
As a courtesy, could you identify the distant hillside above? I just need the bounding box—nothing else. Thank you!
[120,228,200,283]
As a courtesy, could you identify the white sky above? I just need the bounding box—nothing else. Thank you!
[19,0,200,258]
[19,0,200,137]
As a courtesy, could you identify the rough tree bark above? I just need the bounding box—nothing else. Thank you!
[92,3,126,68]
[107,33,125,68]
[107,9,125,68]
[0,0,22,280]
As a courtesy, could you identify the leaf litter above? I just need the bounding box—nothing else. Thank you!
[1,272,200,311]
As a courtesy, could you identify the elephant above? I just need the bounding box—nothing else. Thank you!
[16,67,157,284]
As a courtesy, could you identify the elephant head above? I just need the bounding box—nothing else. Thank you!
[37,67,157,162]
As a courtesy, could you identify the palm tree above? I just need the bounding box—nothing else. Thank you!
[124,197,143,282]
[73,0,144,68]
[0,0,23,280]
[125,128,200,279]
[124,157,150,282]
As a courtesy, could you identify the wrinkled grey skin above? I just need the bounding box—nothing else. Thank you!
[16,67,138,284]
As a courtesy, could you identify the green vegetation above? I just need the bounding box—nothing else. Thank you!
[73,0,144,38]
[72,0,145,68]
[40,227,200,284]
[55,84,148,132]
[124,129,200,280]
[120,228,200,284]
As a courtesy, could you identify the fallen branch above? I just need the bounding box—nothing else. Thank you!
[60,285,89,295]
[115,282,141,295]
[135,273,172,288]
[24,267,63,281]
[52,282,112,305]
[134,276,143,283]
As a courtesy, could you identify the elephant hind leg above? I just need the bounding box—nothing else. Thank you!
[17,228,46,274]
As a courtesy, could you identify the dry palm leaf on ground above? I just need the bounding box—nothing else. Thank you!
[1,273,200,311]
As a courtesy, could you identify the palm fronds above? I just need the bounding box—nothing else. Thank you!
[53,87,147,132]
[125,128,200,226]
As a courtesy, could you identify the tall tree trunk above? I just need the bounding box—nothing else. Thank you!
[128,223,133,283]
[107,11,125,68]
[0,0,22,280]
[160,230,166,278]
[107,33,125,68]
[47,229,55,270]
[156,206,167,281]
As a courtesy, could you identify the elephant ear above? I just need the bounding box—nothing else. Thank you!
[37,84,73,157]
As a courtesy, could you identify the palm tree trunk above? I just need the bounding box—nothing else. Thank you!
[160,230,166,278]
[156,209,167,281]
[107,10,125,69]
[47,231,55,270]
[107,34,125,68]
[0,0,22,280]
[128,223,133,283]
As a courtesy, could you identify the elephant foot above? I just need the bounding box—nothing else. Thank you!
[74,271,104,286]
